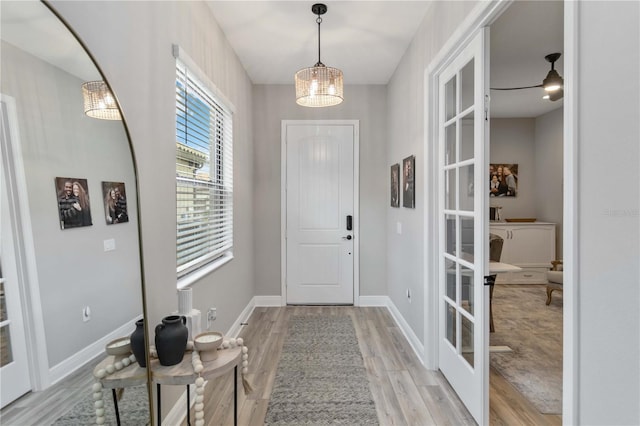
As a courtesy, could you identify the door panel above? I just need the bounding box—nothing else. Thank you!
[284,122,356,304]
[438,28,489,424]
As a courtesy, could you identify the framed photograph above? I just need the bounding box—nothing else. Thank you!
[390,163,400,207]
[489,163,518,197]
[402,155,415,208]
[55,177,92,229]
[102,181,129,225]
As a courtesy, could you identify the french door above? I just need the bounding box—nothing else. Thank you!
[0,98,31,407]
[282,121,358,305]
[437,28,490,424]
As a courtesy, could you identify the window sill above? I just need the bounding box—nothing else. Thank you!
[177,252,233,289]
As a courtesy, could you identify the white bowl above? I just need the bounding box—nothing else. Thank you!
[194,331,223,361]
[105,337,131,356]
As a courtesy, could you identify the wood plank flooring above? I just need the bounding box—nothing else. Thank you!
[1,305,562,425]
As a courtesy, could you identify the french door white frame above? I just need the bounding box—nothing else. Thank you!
[0,94,50,392]
[280,120,360,306]
[423,1,578,424]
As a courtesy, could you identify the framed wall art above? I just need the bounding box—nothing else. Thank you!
[489,163,518,197]
[390,163,400,207]
[102,181,129,224]
[55,177,92,229]
[402,155,415,208]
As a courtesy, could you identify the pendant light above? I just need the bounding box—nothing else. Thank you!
[81,81,121,120]
[294,3,344,107]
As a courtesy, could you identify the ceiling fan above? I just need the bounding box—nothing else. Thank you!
[491,53,564,101]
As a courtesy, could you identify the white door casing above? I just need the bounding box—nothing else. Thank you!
[0,98,32,407]
[437,28,489,424]
[282,120,359,305]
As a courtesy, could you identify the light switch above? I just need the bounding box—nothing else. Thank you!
[103,238,116,252]
[396,222,402,235]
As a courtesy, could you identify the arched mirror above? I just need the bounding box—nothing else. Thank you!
[1,1,150,423]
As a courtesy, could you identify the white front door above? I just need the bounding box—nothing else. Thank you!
[437,29,489,424]
[0,98,31,407]
[283,121,357,304]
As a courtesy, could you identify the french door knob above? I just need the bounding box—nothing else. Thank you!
[342,235,352,240]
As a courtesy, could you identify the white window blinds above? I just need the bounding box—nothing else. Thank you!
[175,57,233,279]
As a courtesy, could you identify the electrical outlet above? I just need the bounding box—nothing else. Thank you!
[82,306,91,322]
[207,307,217,329]
[208,307,217,321]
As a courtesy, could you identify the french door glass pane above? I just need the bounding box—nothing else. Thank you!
[0,326,12,367]
[460,216,474,259]
[445,169,456,210]
[445,76,457,121]
[446,258,456,300]
[461,315,474,367]
[459,164,475,211]
[461,265,474,315]
[446,302,456,347]
[445,215,456,256]
[460,113,475,162]
[460,59,475,112]
[445,123,456,165]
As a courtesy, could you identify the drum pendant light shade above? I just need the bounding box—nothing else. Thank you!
[295,65,344,107]
[82,81,121,120]
[295,3,344,107]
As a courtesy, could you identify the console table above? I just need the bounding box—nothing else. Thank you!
[151,347,242,426]
[93,355,147,426]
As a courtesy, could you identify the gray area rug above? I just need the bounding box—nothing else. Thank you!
[491,285,563,414]
[265,315,379,425]
[52,384,150,426]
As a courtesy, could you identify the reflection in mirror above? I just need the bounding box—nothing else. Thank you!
[0,1,149,423]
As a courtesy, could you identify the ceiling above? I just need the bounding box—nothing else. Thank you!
[207,0,564,118]
[2,1,563,118]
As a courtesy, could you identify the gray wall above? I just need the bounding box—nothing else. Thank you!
[386,1,478,342]
[1,41,141,367]
[252,85,388,297]
[490,118,537,218]
[534,108,563,257]
[578,1,639,423]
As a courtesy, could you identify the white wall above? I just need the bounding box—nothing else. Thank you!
[490,118,537,218]
[1,41,141,367]
[577,1,639,424]
[387,1,478,343]
[252,85,387,297]
[534,108,563,257]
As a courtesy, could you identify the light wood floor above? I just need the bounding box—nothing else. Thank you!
[1,305,562,425]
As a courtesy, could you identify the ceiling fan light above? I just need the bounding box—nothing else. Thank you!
[548,88,564,102]
[543,69,563,92]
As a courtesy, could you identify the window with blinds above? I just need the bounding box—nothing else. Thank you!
[175,59,233,279]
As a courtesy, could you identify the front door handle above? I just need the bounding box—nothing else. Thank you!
[342,235,352,240]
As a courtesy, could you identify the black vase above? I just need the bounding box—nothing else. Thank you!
[155,315,188,366]
[130,319,147,368]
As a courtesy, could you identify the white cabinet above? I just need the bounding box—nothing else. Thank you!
[490,222,556,284]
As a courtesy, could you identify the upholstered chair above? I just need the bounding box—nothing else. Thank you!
[546,260,563,305]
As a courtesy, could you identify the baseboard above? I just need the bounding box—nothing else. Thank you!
[253,295,284,306]
[358,295,388,306]
[385,299,426,365]
[226,298,257,338]
[49,315,142,385]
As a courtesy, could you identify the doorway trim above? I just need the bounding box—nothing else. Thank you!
[0,94,50,392]
[423,0,577,423]
[280,120,360,306]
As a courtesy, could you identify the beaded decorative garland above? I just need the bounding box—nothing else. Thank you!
[93,337,249,426]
